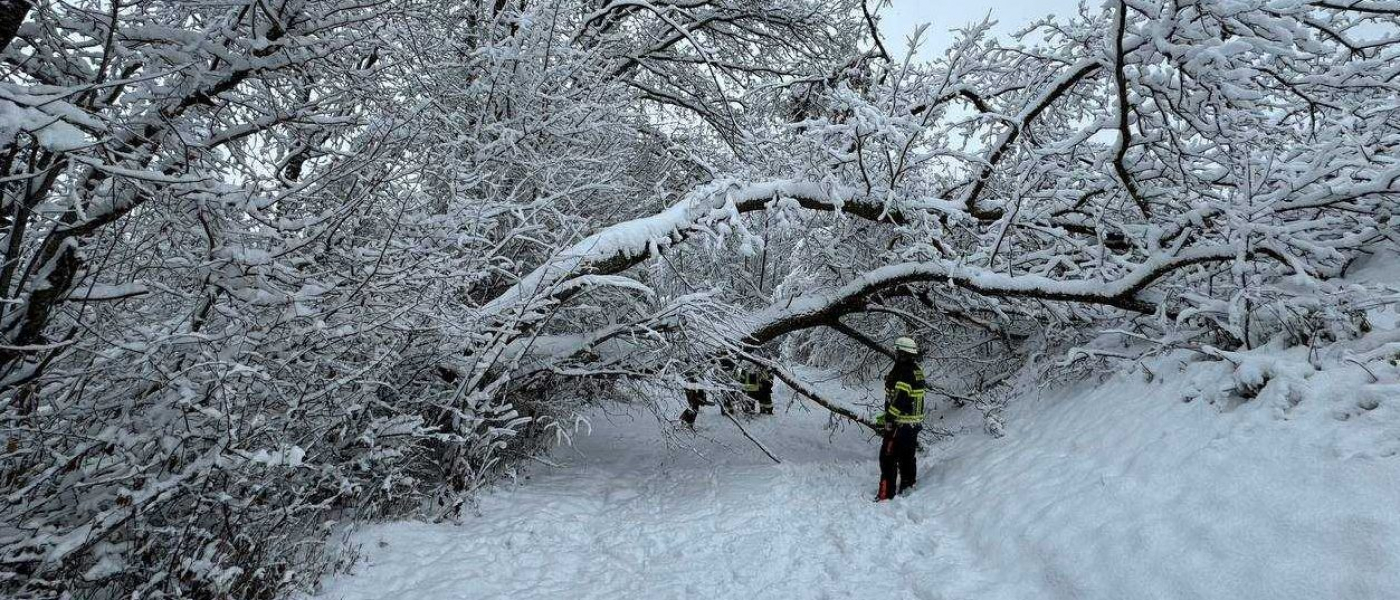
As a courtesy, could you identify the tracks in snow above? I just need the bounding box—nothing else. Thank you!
[316,406,1002,600]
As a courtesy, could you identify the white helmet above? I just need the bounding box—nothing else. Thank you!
[894,336,919,355]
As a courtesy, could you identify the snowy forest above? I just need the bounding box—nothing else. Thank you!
[2,0,1399,598]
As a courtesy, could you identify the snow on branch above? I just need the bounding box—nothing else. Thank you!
[480,179,960,317]
[742,245,1254,346]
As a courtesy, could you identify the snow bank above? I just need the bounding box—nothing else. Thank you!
[928,342,1400,599]
[912,251,1400,598]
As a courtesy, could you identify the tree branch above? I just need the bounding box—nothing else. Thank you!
[1112,0,1150,216]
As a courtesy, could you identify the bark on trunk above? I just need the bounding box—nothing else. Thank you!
[0,0,32,54]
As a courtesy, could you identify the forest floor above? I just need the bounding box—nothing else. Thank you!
[315,302,1400,600]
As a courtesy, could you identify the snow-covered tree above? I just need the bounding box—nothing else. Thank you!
[0,0,871,596]
[498,0,1400,404]
[1,0,1396,597]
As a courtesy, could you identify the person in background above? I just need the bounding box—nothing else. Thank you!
[680,357,776,426]
[875,336,927,502]
[737,367,774,415]
[679,383,708,427]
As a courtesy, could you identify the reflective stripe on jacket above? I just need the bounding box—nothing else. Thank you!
[883,361,926,426]
[736,369,771,393]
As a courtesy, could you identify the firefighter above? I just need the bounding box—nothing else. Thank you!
[736,367,775,415]
[683,359,775,424]
[875,336,926,502]
[679,384,708,427]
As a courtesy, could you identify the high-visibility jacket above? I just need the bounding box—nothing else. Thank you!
[735,369,772,394]
[878,359,926,427]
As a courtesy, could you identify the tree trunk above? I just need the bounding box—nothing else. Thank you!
[0,0,32,53]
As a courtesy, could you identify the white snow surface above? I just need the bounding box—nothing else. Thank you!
[318,345,1400,599]
[315,390,1009,600]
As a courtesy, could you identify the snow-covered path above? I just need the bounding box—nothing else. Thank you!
[317,327,1400,600]
[316,400,1009,600]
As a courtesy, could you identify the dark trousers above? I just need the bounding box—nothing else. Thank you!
[681,389,708,425]
[750,390,773,414]
[734,390,772,414]
[877,426,918,500]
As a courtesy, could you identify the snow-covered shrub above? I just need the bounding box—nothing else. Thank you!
[1177,283,1378,352]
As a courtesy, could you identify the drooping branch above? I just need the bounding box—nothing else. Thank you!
[743,244,1259,346]
[479,180,964,317]
[1310,0,1400,15]
[763,361,879,431]
[827,319,895,358]
[517,242,1274,402]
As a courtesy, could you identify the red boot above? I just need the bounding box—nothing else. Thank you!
[874,480,894,502]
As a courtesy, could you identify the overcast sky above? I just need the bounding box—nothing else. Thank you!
[878,0,1087,57]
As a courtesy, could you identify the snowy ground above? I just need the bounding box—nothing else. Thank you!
[932,366,1400,599]
[315,394,1011,600]
[317,333,1400,599]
